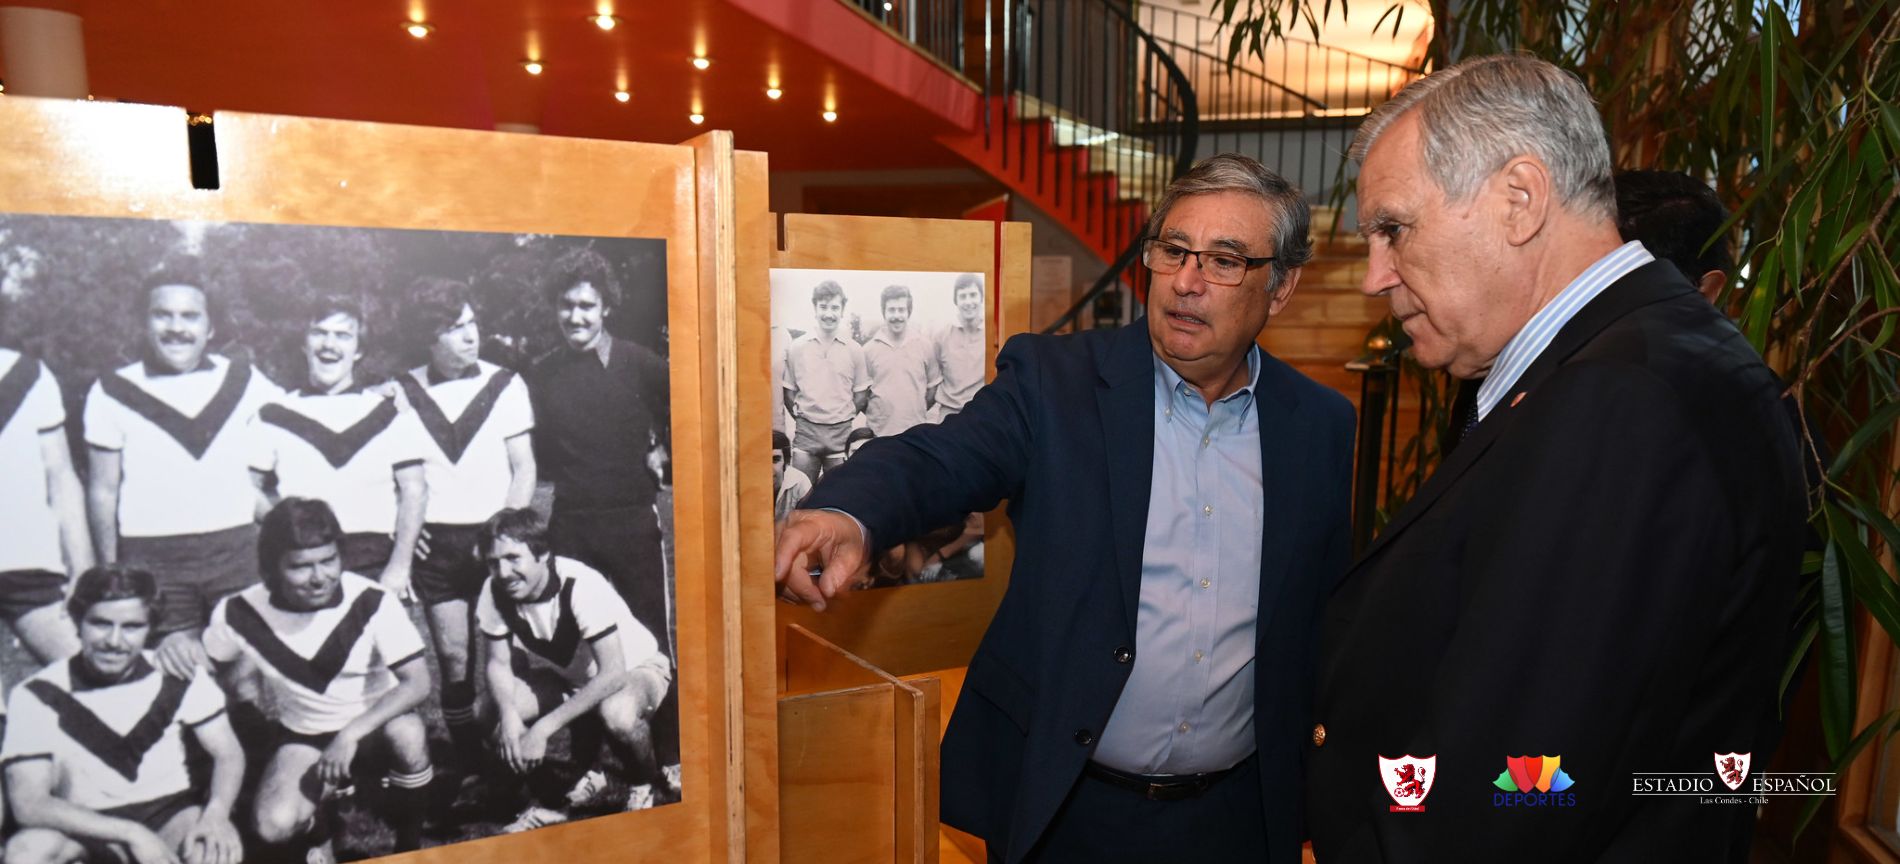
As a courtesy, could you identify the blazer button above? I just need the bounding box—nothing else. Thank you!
[1074,729,1095,746]
[1312,723,1327,747]
[1112,646,1133,664]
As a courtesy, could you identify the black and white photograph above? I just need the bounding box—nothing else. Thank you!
[0,212,681,864]
[768,268,986,589]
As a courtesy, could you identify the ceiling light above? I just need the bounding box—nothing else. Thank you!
[765,87,782,100]
[689,113,705,124]
[522,59,544,75]
[883,2,893,9]
[614,89,631,103]
[822,110,838,122]
[405,21,434,38]
[589,14,619,30]
[691,57,711,70]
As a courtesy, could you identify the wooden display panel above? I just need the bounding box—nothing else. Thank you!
[780,626,940,864]
[769,215,1034,678]
[0,97,768,864]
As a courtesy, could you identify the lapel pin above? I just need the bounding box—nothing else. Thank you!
[1511,392,1527,408]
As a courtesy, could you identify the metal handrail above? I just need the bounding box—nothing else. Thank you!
[1036,0,1200,335]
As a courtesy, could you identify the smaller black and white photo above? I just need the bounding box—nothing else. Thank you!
[0,211,684,864]
[768,268,987,589]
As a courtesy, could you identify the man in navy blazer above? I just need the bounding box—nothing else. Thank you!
[777,154,1355,863]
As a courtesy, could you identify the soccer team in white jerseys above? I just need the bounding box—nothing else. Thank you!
[0,260,672,863]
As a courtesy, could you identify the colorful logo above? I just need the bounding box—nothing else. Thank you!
[1379,754,1437,812]
[1714,752,1752,791]
[1492,755,1577,807]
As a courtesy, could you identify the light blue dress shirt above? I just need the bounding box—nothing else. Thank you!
[1475,241,1655,420]
[1091,346,1264,775]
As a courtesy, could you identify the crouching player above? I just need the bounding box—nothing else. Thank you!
[474,508,671,831]
[202,499,433,861]
[2,566,245,864]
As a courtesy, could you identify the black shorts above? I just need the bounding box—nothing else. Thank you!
[338,532,396,577]
[411,522,485,604]
[73,789,198,863]
[120,524,260,636]
[0,569,66,621]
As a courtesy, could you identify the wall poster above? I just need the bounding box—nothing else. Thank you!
[768,267,987,589]
[0,212,682,862]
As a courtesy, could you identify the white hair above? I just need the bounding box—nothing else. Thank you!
[1350,54,1616,220]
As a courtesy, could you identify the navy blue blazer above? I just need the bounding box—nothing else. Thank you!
[803,319,1355,863]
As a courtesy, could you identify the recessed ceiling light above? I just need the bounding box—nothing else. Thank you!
[589,14,619,31]
[766,87,783,100]
[883,2,893,9]
[689,113,705,124]
[614,89,631,103]
[691,56,711,70]
[405,21,434,38]
[522,59,544,75]
[822,110,838,122]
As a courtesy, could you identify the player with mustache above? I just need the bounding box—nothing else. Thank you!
[930,273,986,420]
[1,565,245,864]
[83,259,283,681]
[780,280,868,483]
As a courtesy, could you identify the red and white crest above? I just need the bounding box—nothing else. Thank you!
[1379,754,1437,812]
[1714,752,1752,792]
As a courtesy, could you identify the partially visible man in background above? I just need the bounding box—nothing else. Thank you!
[0,337,87,668]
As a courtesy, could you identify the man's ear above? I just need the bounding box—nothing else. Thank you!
[1498,157,1553,247]
[1697,270,1727,304]
[1267,267,1302,317]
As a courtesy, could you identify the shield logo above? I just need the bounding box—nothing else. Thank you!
[1378,754,1437,812]
[1714,752,1752,791]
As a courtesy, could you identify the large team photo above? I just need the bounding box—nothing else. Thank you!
[0,213,681,863]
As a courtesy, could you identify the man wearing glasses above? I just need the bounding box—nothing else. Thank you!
[774,154,1353,864]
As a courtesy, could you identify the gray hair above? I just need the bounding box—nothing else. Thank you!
[1144,153,1313,292]
[1349,54,1615,221]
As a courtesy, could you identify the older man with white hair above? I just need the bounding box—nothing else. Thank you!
[1308,55,1807,861]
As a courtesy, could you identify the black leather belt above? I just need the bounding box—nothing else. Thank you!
[1083,755,1248,801]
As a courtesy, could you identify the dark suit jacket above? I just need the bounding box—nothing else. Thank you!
[804,320,1355,863]
[1307,262,1808,862]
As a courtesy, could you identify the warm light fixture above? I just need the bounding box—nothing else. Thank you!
[614,89,631,103]
[589,13,619,30]
[883,2,893,9]
[689,113,706,124]
[405,21,434,38]
[691,56,711,70]
[522,59,545,75]
[765,87,783,100]
[822,110,838,122]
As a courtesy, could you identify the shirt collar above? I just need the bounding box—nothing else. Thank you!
[1474,240,1654,420]
[531,559,564,603]
[291,378,374,398]
[427,362,482,386]
[140,354,216,378]
[1153,344,1262,418]
[68,654,157,692]
[592,336,614,366]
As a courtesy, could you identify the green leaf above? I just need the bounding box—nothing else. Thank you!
[1760,1,1779,167]
[1827,399,1900,479]
[1829,506,1900,644]
[1815,538,1852,758]
[1782,616,1817,707]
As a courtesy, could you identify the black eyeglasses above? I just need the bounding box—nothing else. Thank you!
[1141,239,1275,286]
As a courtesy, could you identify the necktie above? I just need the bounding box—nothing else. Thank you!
[1461,399,1480,441]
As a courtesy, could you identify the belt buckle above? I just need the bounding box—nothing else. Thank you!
[1144,779,1202,801]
